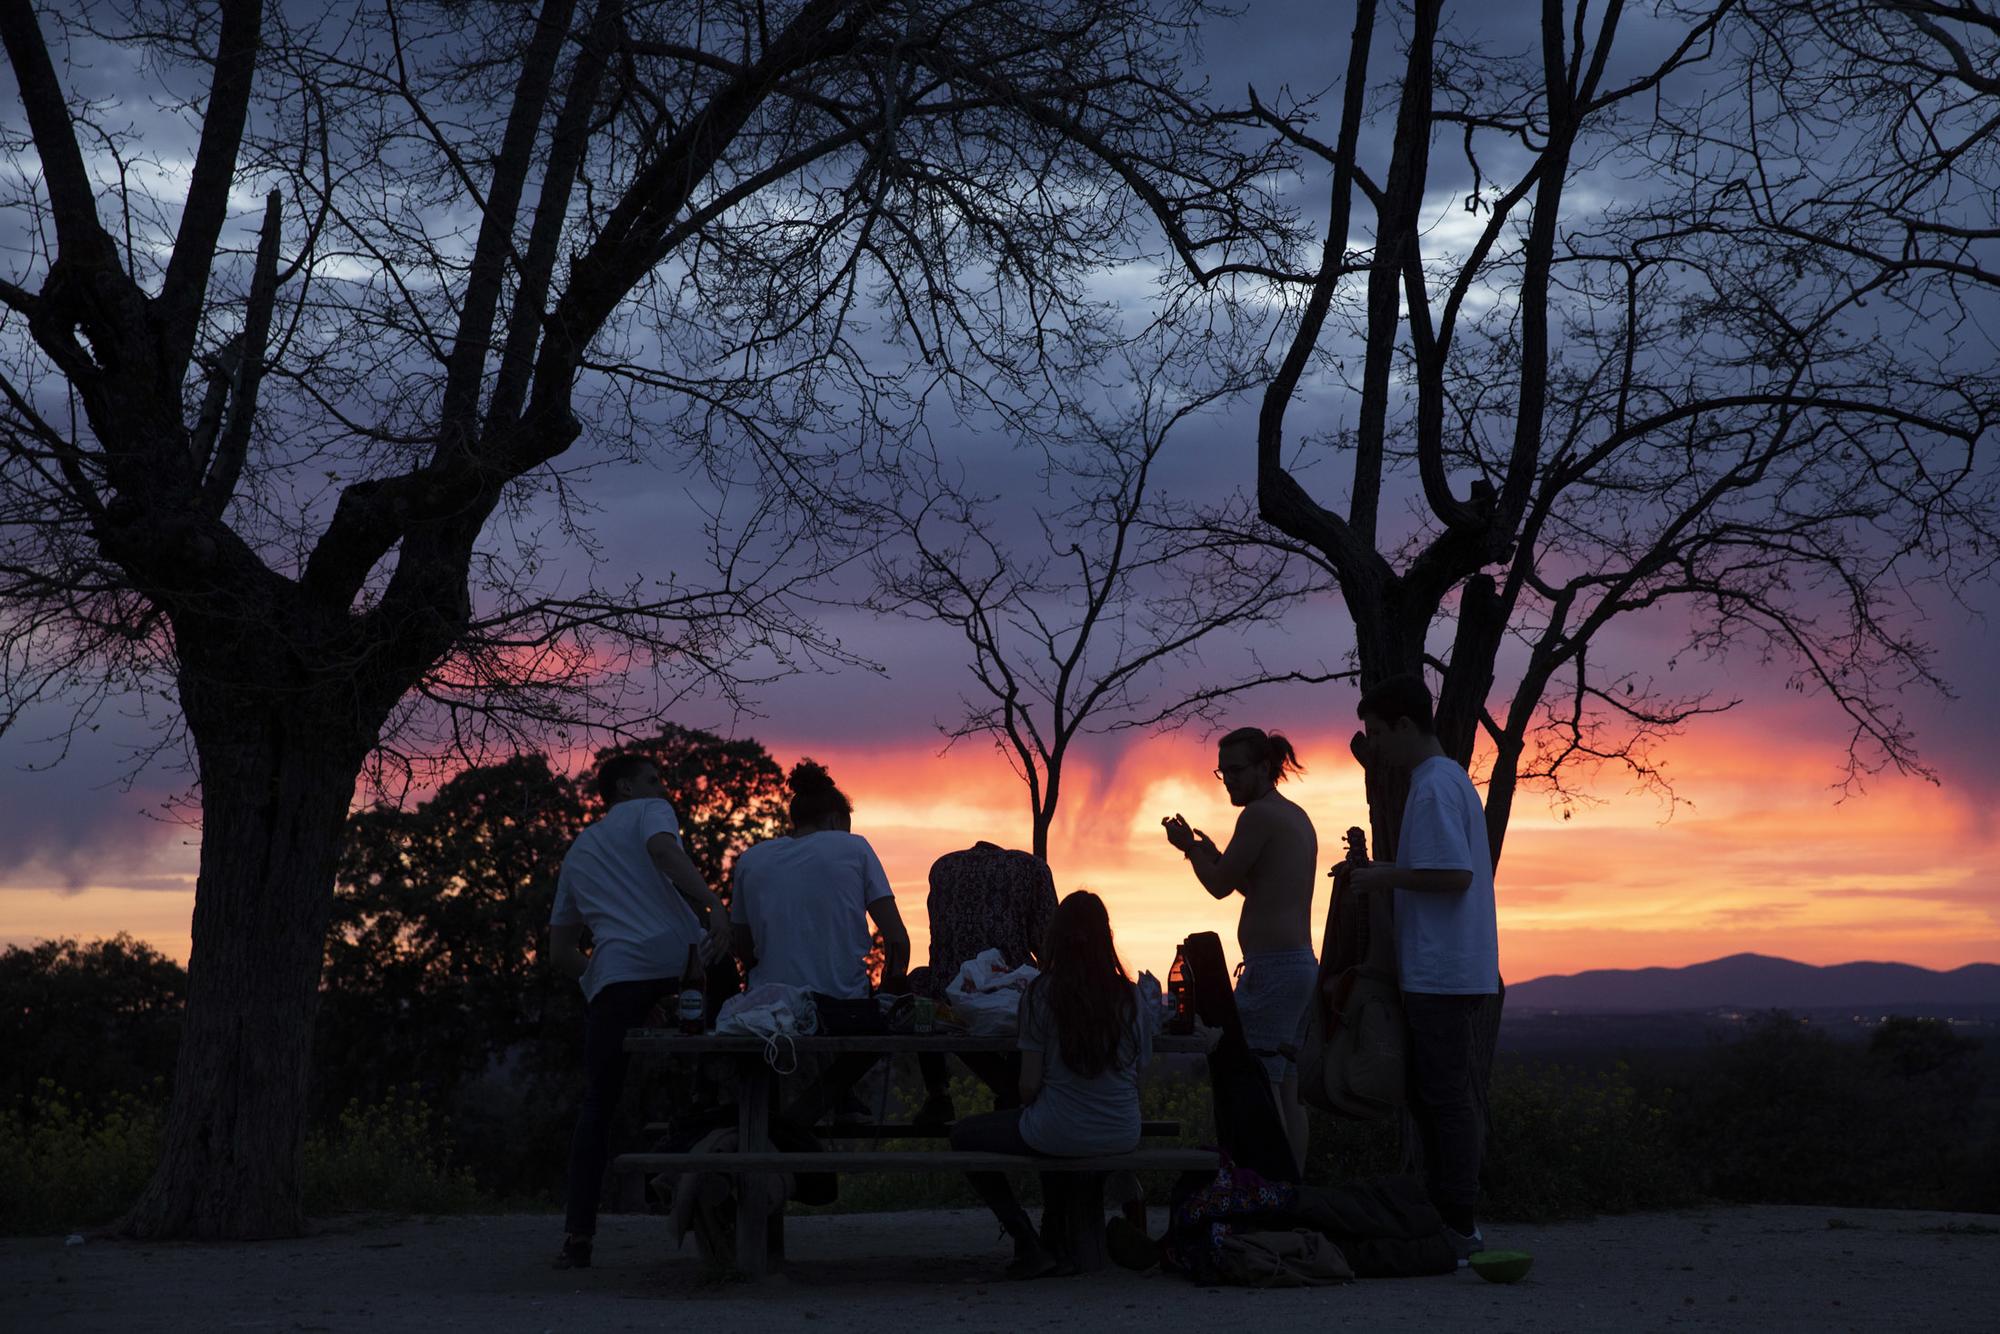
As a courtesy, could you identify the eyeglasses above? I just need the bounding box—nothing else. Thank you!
[1212,763,1254,781]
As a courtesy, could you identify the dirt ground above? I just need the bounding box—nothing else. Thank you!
[5,1203,1996,1332]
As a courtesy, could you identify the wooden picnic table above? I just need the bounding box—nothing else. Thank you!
[619,1029,1218,1276]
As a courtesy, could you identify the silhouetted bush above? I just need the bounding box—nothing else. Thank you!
[1305,1058,1695,1222]
[0,1085,486,1234]
[1304,1104,1404,1184]
[302,1093,483,1216]
[1671,1012,1990,1211]
[0,1084,163,1234]
[1483,1060,1696,1220]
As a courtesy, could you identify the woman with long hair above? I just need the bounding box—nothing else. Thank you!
[949,890,1153,1278]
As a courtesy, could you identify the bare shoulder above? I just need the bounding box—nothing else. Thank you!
[1253,789,1312,827]
[1233,796,1280,831]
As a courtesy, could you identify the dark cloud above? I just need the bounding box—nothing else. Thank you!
[0,706,195,894]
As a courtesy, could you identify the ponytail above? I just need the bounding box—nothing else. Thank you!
[1219,726,1305,784]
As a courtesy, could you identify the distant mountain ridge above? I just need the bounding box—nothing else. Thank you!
[1507,953,2000,1012]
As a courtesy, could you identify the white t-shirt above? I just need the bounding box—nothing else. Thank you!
[1016,980,1150,1156]
[731,830,893,1000]
[549,798,702,1001]
[1394,755,1500,995]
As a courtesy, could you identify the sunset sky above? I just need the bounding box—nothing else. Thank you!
[2,1,1996,986]
[5,631,1994,985]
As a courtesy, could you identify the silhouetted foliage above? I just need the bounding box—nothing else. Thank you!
[0,935,184,1111]
[322,754,587,1117]
[1672,1012,1990,1211]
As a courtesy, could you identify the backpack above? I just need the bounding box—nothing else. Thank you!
[1289,1174,1458,1278]
[1212,1229,1355,1286]
[1299,834,1407,1119]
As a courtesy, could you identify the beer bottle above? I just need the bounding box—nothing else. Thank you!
[678,942,706,1035]
[1166,945,1192,1035]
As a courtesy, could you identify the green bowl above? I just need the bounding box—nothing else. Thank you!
[1469,1249,1533,1283]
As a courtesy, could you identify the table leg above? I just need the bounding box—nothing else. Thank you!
[734,1054,773,1276]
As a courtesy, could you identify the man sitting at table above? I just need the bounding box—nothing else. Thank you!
[731,758,910,1122]
[548,752,731,1271]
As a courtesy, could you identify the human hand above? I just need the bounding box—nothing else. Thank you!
[701,913,732,964]
[1191,1017,1224,1055]
[1346,864,1396,893]
[1161,813,1196,853]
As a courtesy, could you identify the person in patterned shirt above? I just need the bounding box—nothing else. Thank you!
[914,841,1059,1125]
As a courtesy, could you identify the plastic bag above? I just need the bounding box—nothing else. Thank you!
[953,986,1025,1035]
[716,983,818,1038]
[951,946,1039,995]
[949,947,1039,1035]
[1135,969,1164,1038]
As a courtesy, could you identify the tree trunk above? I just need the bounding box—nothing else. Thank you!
[121,716,362,1239]
[1032,754,1060,863]
[1434,574,1504,771]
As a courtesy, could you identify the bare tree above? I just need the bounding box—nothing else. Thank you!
[0,0,1285,1237]
[1109,0,2000,876]
[869,335,1339,862]
[1063,0,2000,1117]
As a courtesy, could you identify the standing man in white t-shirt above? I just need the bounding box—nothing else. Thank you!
[1345,674,1499,1262]
[548,752,730,1270]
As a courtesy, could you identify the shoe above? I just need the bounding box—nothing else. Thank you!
[1105,1214,1158,1271]
[552,1234,592,1270]
[912,1092,956,1131]
[1446,1224,1484,1267]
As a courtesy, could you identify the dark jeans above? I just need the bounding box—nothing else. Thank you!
[1404,991,1488,1235]
[919,1051,1022,1108]
[782,1052,884,1123]
[564,977,671,1237]
[950,1108,1045,1243]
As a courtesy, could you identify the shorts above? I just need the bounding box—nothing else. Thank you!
[1234,948,1318,1082]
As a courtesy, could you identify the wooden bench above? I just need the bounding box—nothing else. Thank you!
[640,1120,1185,1139]
[618,1031,1215,1275]
[616,1148,1218,1174]
[617,1147,1219,1272]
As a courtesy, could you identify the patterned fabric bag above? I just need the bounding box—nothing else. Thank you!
[1161,1158,1302,1282]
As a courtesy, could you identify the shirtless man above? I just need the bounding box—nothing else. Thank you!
[1162,726,1318,1168]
